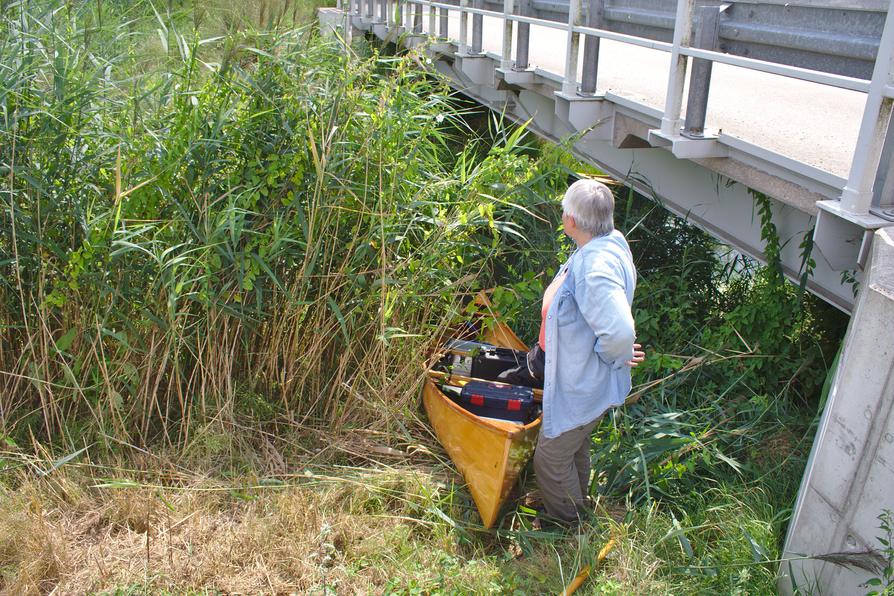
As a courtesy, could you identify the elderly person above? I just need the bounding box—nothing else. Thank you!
[507,178,642,526]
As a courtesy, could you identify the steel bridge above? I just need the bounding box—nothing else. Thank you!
[321,2,894,593]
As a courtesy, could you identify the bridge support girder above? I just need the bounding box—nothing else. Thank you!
[553,92,612,138]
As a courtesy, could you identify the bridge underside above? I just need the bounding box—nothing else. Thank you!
[447,54,860,309]
[352,22,873,310]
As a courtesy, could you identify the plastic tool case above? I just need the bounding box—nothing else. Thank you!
[455,380,536,423]
[438,340,525,381]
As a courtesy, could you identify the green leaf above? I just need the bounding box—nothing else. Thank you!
[327,298,349,343]
[229,489,258,501]
[156,492,177,512]
[660,514,693,559]
[94,478,141,489]
[427,505,457,528]
[38,446,90,477]
[714,448,743,475]
[156,28,168,54]
[55,328,78,352]
[742,527,769,563]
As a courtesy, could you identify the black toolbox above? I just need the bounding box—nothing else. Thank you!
[472,346,525,380]
[454,380,536,423]
[436,339,525,382]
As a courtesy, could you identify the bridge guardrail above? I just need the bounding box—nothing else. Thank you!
[343,0,894,223]
[443,0,884,80]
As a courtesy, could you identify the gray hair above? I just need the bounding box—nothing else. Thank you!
[561,179,615,237]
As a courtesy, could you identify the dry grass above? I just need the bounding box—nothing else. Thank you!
[0,466,447,594]
[0,422,626,595]
[0,421,520,596]
[0,438,786,595]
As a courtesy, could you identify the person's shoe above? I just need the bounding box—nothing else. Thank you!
[531,508,577,532]
[521,490,544,510]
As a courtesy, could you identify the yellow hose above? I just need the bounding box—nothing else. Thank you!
[562,538,616,596]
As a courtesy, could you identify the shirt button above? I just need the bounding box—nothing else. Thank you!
[547,315,552,319]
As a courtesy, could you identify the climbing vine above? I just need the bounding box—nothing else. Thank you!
[752,189,785,288]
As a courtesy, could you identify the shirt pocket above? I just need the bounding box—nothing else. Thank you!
[556,292,578,327]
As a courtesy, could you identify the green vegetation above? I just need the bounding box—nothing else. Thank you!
[863,510,894,595]
[0,0,568,448]
[0,0,852,593]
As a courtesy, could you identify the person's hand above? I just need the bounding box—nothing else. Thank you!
[627,343,645,367]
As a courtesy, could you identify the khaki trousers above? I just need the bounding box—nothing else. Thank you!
[533,418,600,522]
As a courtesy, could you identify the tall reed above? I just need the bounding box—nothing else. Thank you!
[0,1,568,448]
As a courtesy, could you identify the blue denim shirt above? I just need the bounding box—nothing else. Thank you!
[541,230,637,438]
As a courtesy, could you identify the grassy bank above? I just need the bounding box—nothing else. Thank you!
[0,1,854,593]
[0,438,808,594]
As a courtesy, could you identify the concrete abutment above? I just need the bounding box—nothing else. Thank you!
[780,228,894,595]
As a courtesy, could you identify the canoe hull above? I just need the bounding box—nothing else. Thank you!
[423,380,540,528]
[424,309,542,528]
[425,294,541,528]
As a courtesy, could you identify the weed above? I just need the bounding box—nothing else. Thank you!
[863,509,894,595]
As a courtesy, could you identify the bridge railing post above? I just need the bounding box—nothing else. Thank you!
[579,0,605,95]
[840,1,894,216]
[871,115,894,219]
[472,0,484,54]
[414,0,423,33]
[502,0,515,69]
[562,0,585,95]
[428,0,436,36]
[335,0,353,44]
[459,0,469,54]
[661,0,696,136]
[515,0,531,69]
[440,3,449,38]
[683,3,722,137]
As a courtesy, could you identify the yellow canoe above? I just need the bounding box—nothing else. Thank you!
[423,314,542,529]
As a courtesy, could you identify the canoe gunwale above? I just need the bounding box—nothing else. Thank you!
[428,369,544,402]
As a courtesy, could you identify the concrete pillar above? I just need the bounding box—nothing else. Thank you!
[780,228,894,595]
[318,7,356,42]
